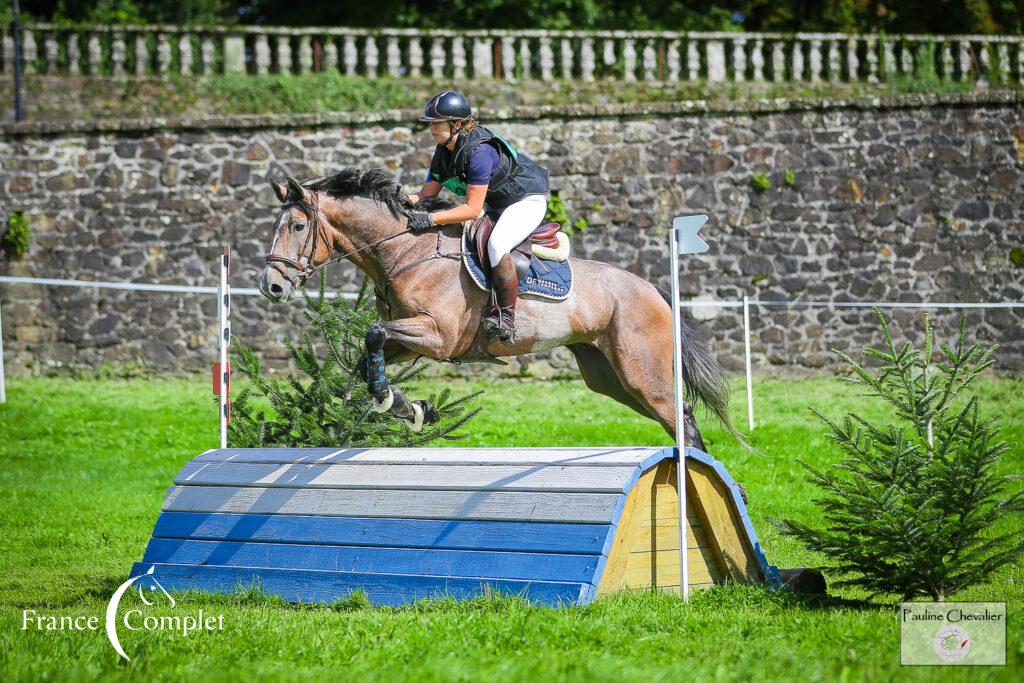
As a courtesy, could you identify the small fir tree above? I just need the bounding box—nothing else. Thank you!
[228,275,481,447]
[773,309,1023,601]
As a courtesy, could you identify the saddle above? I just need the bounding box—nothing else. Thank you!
[469,215,568,279]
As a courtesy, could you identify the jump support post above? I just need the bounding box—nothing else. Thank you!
[131,447,781,606]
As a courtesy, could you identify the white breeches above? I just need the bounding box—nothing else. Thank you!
[487,194,549,266]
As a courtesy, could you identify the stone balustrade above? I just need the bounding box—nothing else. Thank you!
[2,24,1023,85]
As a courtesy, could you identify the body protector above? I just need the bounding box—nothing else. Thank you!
[430,127,550,216]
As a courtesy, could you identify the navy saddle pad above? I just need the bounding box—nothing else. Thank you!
[461,228,573,301]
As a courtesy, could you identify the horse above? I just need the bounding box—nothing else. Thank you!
[259,168,738,449]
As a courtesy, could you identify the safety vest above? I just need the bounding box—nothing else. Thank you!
[431,127,550,213]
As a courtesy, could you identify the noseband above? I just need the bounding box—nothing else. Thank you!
[264,199,333,289]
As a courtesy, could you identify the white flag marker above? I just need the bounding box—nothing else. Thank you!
[668,213,709,602]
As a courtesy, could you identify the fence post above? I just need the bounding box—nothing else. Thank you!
[217,247,231,448]
[0,282,6,403]
[743,295,754,431]
[668,214,710,604]
[668,226,689,603]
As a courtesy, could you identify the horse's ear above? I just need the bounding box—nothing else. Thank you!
[270,177,288,203]
[286,177,308,202]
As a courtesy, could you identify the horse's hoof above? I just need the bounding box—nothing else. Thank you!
[421,402,440,425]
[371,386,394,412]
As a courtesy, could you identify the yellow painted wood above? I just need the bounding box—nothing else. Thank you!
[595,461,656,594]
[621,546,720,587]
[687,461,762,582]
[598,456,764,597]
[599,460,727,595]
[630,519,710,551]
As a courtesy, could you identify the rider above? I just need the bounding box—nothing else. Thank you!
[406,90,550,346]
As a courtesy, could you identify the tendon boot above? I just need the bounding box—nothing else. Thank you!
[482,253,518,346]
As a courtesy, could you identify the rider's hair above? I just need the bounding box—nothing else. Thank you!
[459,117,478,133]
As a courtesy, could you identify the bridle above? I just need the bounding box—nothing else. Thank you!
[263,187,470,305]
[264,192,413,290]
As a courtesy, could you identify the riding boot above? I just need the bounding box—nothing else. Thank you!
[482,253,518,346]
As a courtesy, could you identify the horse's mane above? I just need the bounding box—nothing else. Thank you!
[304,168,457,217]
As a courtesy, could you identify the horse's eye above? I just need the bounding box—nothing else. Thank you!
[291,222,306,232]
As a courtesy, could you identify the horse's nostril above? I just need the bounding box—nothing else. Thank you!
[269,283,284,296]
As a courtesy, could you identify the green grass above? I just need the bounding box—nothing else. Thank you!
[1,375,1022,681]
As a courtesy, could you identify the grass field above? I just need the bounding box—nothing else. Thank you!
[0,375,1021,681]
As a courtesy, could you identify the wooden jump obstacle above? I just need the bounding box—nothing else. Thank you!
[131,446,781,606]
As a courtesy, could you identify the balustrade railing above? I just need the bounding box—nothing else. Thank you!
[2,24,1022,86]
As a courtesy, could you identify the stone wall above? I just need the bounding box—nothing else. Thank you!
[1,92,1022,378]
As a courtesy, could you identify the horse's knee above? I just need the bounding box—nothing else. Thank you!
[365,323,387,352]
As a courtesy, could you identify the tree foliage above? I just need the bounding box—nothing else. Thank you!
[12,1,1023,34]
[773,310,1024,601]
[228,276,481,448]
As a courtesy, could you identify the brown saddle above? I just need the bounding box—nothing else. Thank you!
[470,215,562,276]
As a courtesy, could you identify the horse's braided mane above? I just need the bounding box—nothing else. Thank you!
[303,167,457,217]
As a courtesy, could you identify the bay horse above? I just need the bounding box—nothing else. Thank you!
[259,168,737,449]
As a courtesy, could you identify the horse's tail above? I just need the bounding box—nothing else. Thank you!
[655,286,752,451]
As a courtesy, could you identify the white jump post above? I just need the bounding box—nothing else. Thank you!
[217,246,231,449]
[668,214,709,602]
[0,282,6,404]
[743,295,754,431]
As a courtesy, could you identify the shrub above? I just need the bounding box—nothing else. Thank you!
[773,310,1024,601]
[3,212,30,258]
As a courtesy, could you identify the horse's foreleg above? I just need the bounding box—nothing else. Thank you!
[363,317,446,432]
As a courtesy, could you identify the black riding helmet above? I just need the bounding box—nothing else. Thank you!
[418,90,472,123]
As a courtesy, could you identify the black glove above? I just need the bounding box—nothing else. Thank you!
[408,212,435,234]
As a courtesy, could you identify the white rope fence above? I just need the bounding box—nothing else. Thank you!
[0,271,1021,436]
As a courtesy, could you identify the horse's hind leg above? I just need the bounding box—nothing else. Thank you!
[568,343,651,418]
[568,342,706,450]
[594,299,708,450]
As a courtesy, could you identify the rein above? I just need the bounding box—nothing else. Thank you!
[264,197,416,289]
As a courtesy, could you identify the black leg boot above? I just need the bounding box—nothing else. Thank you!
[482,253,518,346]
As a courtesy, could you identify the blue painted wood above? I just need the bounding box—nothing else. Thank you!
[130,562,596,607]
[130,446,775,606]
[142,538,600,584]
[152,512,615,556]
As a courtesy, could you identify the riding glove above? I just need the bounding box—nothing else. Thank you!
[408,212,435,234]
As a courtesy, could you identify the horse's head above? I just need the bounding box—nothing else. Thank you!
[260,177,333,303]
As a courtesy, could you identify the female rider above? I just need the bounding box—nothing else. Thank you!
[406,90,550,347]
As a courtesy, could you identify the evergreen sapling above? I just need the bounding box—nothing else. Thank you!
[773,309,1023,601]
[228,275,481,447]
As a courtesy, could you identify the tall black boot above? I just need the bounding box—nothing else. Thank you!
[482,253,518,346]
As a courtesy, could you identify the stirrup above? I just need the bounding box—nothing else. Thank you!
[482,309,515,346]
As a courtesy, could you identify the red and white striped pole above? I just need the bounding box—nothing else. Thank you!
[215,246,231,448]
